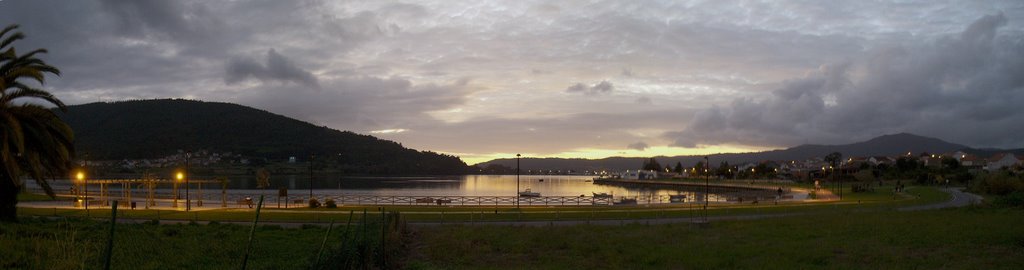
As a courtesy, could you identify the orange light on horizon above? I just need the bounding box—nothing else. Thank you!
[176,172,184,181]
[75,171,85,181]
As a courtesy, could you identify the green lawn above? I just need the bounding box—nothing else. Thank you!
[407,207,1024,269]
[0,218,344,269]
[3,186,1014,269]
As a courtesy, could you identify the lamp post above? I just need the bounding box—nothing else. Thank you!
[175,172,183,208]
[185,150,191,211]
[704,156,709,209]
[516,153,521,208]
[82,153,88,214]
[703,156,710,222]
[309,153,315,200]
[76,171,86,209]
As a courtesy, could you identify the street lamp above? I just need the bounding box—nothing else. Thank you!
[177,171,187,210]
[76,171,86,210]
[516,153,521,208]
[185,150,191,211]
[704,156,709,222]
[309,153,315,201]
[174,171,183,208]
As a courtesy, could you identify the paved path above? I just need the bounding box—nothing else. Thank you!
[898,187,983,211]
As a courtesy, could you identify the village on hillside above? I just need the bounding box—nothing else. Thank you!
[615,152,1024,184]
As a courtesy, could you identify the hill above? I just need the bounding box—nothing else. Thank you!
[477,133,1009,172]
[60,99,469,175]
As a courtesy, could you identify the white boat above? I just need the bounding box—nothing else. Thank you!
[519,189,541,197]
[614,198,638,205]
[669,194,686,203]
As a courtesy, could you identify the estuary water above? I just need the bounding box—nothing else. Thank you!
[228,174,701,198]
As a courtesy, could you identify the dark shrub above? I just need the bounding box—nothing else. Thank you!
[993,192,1024,208]
[309,198,321,208]
[325,199,337,208]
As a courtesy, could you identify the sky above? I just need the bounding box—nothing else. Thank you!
[2,0,1023,165]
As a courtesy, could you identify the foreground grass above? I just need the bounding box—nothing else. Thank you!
[408,207,1024,269]
[0,217,349,270]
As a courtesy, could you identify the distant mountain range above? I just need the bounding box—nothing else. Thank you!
[477,133,1024,172]
[60,99,469,175]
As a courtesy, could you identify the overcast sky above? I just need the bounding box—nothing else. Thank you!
[2,0,1023,164]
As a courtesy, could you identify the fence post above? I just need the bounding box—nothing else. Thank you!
[314,219,336,268]
[103,200,118,270]
[240,195,264,270]
[380,208,387,268]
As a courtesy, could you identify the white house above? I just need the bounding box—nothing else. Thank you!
[621,170,658,180]
[985,153,1021,171]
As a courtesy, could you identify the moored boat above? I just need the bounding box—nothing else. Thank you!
[614,198,637,205]
[518,188,541,197]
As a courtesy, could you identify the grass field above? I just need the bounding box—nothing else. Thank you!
[4,186,1017,269]
[0,217,347,269]
[406,207,1024,269]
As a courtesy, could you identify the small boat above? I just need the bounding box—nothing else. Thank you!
[614,198,637,205]
[538,179,545,182]
[669,194,686,203]
[584,180,592,182]
[592,192,613,199]
[519,189,541,197]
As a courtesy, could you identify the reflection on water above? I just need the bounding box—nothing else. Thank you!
[220,174,727,201]
[35,174,758,203]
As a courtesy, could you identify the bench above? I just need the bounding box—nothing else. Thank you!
[237,199,253,208]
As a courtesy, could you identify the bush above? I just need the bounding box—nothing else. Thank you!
[975,172,1024,196]
[851,183,874,193]
[992,192,1024,208]
[309,198,321,208]
[325,199,337,208]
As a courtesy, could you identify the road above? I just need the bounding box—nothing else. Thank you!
[898,187,983,211]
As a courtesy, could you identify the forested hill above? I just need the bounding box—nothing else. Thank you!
[60,99,469,175]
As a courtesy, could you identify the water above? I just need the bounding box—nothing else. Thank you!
[39,174,738,203]
[221,174,727,201]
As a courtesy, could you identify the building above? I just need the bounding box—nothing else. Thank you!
[621,169,658,180]
[986,153,1021,171]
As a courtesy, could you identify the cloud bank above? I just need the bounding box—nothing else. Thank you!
[1,0,1021,163]
[666,13,1024,148]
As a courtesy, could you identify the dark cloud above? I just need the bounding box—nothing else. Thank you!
[565,80,614,95]
[627,142,649,151]
[99,0,223,43]
[666,13,1024,148]
[226,49,319,88]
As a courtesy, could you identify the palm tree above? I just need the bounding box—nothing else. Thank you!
[0,24,74,222]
